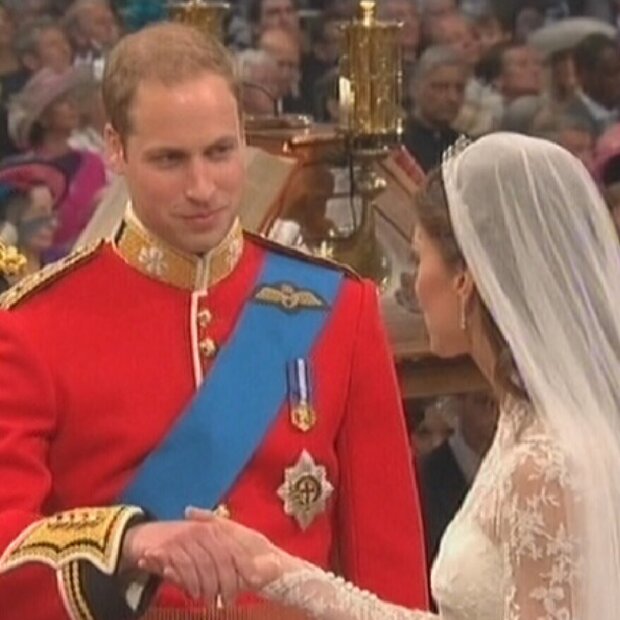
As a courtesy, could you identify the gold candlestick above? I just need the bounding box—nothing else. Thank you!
[167,0,230,41]
[327,0,403,284]
[339,0,403,149]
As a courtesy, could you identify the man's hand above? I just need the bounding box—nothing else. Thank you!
[187,507,300,591]
[122,518,240,602]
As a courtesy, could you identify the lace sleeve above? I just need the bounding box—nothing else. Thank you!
[500,440,580,620]
[261,567,437,620]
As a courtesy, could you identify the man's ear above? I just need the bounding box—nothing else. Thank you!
[104,123,125,175]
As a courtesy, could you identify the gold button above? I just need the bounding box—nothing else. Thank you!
[214,504,231,519]
[199,338,218,358]
[197,309,212,328]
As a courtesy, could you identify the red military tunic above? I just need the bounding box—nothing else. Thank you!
[0,217,428,619]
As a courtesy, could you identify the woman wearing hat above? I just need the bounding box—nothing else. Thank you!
[0,158,68,290]
[6,66,107,259]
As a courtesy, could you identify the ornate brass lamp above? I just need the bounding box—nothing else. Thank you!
[329,0,403,283]
[167,0,230,41]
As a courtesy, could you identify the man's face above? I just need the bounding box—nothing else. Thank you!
[584,46,620,110]
[379,0,420,57]
[260,29,300,98]
[37,27,73,73]
[81,3,120,49]
[417,64,466,127]
[432,15,479,67]
[260,0,299,36]
[107,74,245,255]
[499,46,543,101]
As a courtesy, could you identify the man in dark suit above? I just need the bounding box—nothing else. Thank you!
[564,33,620,137]
[403,45,467,172]
[418,392,498,568]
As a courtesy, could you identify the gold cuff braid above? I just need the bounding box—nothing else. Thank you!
[0,505,143,575]
[143,604,309,620]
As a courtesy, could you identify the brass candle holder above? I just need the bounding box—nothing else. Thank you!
[167,0,230,41]
[328,0,403,283]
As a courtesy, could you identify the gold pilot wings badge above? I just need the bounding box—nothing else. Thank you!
[253,283,327,313]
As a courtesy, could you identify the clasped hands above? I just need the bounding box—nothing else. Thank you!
[121,507,287,603]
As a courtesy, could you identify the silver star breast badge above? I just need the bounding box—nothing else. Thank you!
[277,450,334,530]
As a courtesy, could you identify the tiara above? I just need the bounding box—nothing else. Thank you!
[441,134,473,166]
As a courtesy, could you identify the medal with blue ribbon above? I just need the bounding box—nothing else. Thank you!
[287,358,317,432]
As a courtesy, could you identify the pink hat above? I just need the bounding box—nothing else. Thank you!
[0,158,69,208]
[7,66,94,150]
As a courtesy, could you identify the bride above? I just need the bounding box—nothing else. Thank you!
[142,133,620,619]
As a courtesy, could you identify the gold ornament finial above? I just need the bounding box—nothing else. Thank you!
[360,0,376,25]
[0,240,27,277]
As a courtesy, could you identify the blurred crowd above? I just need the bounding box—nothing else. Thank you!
[1,0,620,282]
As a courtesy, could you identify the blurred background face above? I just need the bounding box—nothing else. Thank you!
[314,18,341,64]
[498,46,543,101]
[79,2,120,49]
[432,14,480,68]
[20,185,57,254]
[549,51,577,100]
[581,46,620,110]
[0,7,15,51]
[417,64,466,127]
[42,95,80,133]
[37,26,73,72]
[259,28,300,98]
[474,17,505,58]
[241,60,280,114]
[379,0,421,59]
[259,0,300,37]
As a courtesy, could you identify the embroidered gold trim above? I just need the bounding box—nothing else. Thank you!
[143,604,308,619]
[0,241,103,309]
[0,240,26,277]
[253,283,326,313]
[0,506,143,575]
[114,218,243,291]
[58,562,96,620]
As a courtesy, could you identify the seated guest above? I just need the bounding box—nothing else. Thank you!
[258,26,304,113]
[13,16,73,75]
[418,392,498,567]
[533,113,596,172]
[236,48,280,116]
[63,0,120,78]
[565,33,620,137]
[403,45,467,172]
[0,158,67,287]
[7,66,107,259]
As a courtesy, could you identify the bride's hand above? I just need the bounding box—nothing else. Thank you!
[186,507,304,591]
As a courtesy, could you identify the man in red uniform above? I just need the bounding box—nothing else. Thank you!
[0,22,428,620]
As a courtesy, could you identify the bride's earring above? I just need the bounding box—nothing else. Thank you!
[460,301,468,331]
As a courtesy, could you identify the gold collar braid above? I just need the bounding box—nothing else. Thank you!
[114,215,244,292]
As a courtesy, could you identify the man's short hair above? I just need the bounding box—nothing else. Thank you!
[102,22,237,140]
[14,16,59,62]
[413,45,466,87]
[248,0,298,25]
[573,33,616,75]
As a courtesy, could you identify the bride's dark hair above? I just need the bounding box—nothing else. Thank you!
[415,168,528,401]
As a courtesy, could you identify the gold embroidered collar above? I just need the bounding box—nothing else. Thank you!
[114,213,244,291]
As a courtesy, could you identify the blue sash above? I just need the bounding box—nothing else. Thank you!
[120,251,343,520]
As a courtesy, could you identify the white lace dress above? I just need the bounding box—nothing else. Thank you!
[262,396,581,620]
